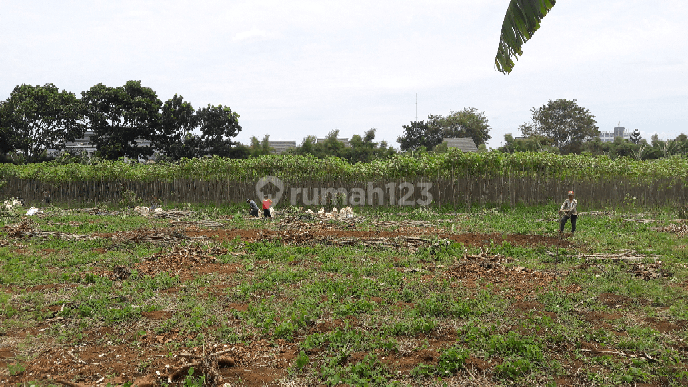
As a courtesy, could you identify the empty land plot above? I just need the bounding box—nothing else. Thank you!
[0,205,686,386]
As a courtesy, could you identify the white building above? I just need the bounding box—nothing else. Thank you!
[443,137,478,152]
[63,130,98,157]
[599,126,631,143]
[268,141,297,154]
[56,130,155,160]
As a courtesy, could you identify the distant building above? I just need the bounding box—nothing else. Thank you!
[268,141,297,154]
[506,133,527,141]
[63,130,98,157]
[443,137,478,152]
[317,138,351,148]
[599,126,630,143]
[58,130,155,160]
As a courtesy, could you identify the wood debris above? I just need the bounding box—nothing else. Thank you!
[652,222,688,237]
[577,250,662,262]
[110,228,207,245]
[167,348,235,386]
[169,219,225,228]
[630,262,672,280]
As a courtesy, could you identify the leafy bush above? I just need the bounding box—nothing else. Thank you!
[3,151,688,182]
[437,346,469,375]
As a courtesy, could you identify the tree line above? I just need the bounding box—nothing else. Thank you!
[498,99,688,160]
[1,82,684,164]
[0,81,493,164]
[244,107,493,160]
[0,81,241,162]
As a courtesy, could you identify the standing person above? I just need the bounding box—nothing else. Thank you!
[247,199,259,217]
[262,195,273,218]
[559,191,578,236]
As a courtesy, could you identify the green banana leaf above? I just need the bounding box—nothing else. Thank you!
[496,0,556,73]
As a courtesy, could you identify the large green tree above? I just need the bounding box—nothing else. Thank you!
[345,128,395,163]
[496,0,557,73]
[499,133,558,153]
[289,129,394,161]
[430,107,491,146]
[397,120,443,151]
[155,94,197,160]
[82,81,162,160]
[195,104,242,157]
[249,134,274,157]
[0,101,11,156]
[520,99,599,154]
[629,129,642,144]
[0,83,85,162]
[293,135,319,157]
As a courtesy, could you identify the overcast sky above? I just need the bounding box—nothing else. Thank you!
[2,0,686,149]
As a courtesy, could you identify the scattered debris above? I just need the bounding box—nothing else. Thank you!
[134,207,199,220]
[3,219,100,241]
[622,218,657,224]
[112,265,132,280]
[2,197,23,211]
[3,218,37,238]
[371,220,436,228]
[167,348,235,386]
[169,219,225,228]
[108,228,207,245]
[299,206,355,220]
[150,209,197,219]
[70,208,123,216]
[577,250,662,262]
[26,207,42,216]
[446,252,559,299]
[652,222,688,238]
[578,211,615,216]
[134,206,152,216]
[630,262,672,280]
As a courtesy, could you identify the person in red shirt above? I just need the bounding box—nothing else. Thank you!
[262,195,273,218]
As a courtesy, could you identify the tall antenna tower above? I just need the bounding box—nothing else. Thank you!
[415,93,418,121]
